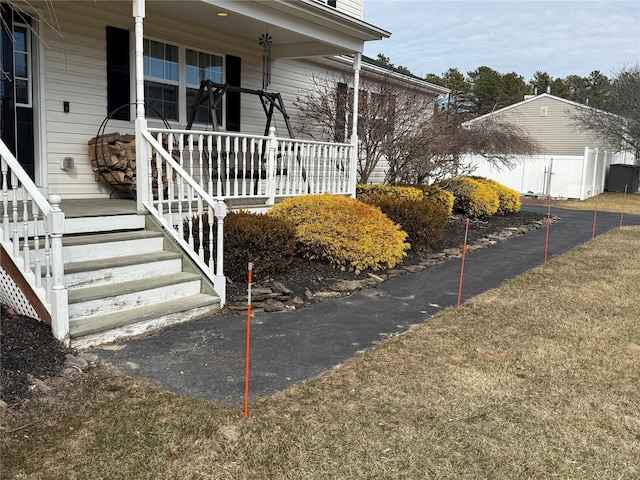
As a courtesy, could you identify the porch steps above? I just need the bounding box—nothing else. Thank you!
[56,211,220,349]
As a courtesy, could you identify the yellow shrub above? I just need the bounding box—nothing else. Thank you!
[439,177,500,218]
[471,177,521,214]
[359,183,454,217]
[269,194,409,273]
[414,184,455,216]
[357,184,424,200]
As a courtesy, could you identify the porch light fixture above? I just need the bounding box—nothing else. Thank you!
[216,11,229,17]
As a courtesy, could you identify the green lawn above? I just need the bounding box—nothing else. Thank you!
[2,227,640,479]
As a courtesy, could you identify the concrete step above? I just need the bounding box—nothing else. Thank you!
[69,293,220,348]
[18,214,146,238]
[61,230,165,263]
[63,251,183,290]
[65,214,146,235]
[67,272,202,321]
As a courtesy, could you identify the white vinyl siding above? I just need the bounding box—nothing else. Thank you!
[38,1,376,198]
[312,0,363,18]
[494,96,615,156]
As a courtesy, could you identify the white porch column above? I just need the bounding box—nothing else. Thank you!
[350,52,361,197]
[133,0,149,211]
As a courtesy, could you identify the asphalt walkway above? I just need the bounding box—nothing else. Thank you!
[94,206,640,407]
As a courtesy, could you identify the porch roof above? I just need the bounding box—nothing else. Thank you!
[145,0,390,58]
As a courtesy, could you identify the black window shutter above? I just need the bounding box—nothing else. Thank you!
[335,82,348,142]
[106,26,130,121]
[328,0,337,7]
[226,55,241,132]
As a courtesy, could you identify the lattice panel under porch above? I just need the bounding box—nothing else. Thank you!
[0,266,41,321]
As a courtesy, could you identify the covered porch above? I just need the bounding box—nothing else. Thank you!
[1,0,389,346]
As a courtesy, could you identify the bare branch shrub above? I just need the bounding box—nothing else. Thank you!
[294,72,438,184]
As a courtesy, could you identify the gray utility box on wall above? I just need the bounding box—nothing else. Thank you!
[606,164,640,193]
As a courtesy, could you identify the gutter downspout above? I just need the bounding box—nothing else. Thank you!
[133,0,149,211]
[350,52,361,197]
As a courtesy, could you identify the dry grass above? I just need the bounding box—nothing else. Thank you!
[2,227,640,479]
[559,192,640,215]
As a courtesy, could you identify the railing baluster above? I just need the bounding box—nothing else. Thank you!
[1,156,9,243]
[32,200,42,289]
[11,172,19,257]
[197,197,204,262]
[208,204,214,272]
[22,191,29,272]
[224,136,231,196]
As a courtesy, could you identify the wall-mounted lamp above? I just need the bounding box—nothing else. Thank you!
[216,11,229,17]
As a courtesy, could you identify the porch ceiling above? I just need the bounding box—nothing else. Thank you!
[145,0,390,58]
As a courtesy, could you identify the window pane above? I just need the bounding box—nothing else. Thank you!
[14,52,27,77]
[148,58,164,78]
[15,79,28,104]
[149,40,164,59]
[186,49,197,66]
[14,28,26,51]
[166,44,178,63]
[145,81,178,121]
[165,60,178,81]
[186,65,198,85]
[186,49,198,84]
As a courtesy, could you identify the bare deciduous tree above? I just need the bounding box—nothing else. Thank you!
[384,107,542,184]
[294,72,438,184]
[570,64,640,159]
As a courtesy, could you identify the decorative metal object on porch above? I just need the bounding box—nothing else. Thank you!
[88,132,173,195]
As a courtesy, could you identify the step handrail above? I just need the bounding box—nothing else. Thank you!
[0,139,69,345]
[139,129,228,305]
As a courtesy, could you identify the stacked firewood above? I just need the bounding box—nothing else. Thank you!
[88,133,171,194]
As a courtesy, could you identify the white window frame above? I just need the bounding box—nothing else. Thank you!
[143,37,180,122]
[141,36,225,128]
[13,22,32,108]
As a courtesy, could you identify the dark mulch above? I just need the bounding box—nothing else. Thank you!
[1,304,67,405]
[0,210,545,406]
[227,210,546,301]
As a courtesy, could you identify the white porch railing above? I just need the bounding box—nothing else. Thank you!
[145,127,357,203]
[0,140,68,344]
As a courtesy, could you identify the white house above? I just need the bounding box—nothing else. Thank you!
[462,93,637,199]
[0,0,443,347]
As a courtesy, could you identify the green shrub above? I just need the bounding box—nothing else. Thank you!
[183,210,297,282]
[359,193,449,251]
[470,177,521,215]
[269,194,409,273]
[438,177,500,218]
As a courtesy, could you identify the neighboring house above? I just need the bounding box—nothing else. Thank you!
[462,93,637,199]
[0,0,435,347]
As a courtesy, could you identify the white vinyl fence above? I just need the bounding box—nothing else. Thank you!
[465,148,636,200]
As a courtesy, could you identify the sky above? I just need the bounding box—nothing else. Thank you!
[361,0,640,83]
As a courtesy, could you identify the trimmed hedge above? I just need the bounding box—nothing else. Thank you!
[269,194,409,273]
[356,184,424,200]
[183,210,297,282]
[438,177,500,218]
[470,176,521,215]
[358,193,449,251]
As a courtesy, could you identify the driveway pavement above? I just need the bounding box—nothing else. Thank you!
[93,206,640,407]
